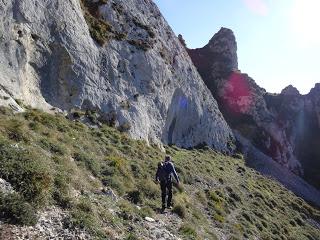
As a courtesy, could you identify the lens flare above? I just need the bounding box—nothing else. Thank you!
[243,0,269,16]
[220,72,253,115]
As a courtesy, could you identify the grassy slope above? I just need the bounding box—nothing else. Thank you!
[0,107,319,240]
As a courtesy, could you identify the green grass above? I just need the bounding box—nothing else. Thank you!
[0,107,319,239]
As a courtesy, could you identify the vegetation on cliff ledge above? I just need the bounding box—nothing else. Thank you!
[80,0,126,46]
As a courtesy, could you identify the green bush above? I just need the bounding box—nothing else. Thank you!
[172,204,186,218]
[67,197,106,238]
[118,122,131,132]
[140,179,160,200]
[24,110,67,130]
[102,175,126,195]
[0,140,53,206]
[174,181,185,193]
[0,192,37,226]
[118,200,138,220]
[73,152,101,176]
[126,233,139,240]
[0,106,13,116]
[52,172,72,208]
[139,206,154,218]
[5,119,28,142]
[179,223,197,239]
[39,138,66,155]
[127,190,142,204]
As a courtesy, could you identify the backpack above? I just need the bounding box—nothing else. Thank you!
[157,162,170,182]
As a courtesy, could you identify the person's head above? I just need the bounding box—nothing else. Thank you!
[165,155,171,162]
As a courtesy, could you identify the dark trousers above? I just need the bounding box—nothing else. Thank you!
[160,181,172,208]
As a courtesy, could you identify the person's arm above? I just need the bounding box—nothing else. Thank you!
[155,168,160,182]
[170,163,180,183]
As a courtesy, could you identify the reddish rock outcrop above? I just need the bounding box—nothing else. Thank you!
[187,28,320,189]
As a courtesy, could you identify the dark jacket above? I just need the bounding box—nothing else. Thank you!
[156,161,179,183]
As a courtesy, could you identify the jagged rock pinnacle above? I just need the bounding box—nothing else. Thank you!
[281,85,301,96]
[206,27,238,72]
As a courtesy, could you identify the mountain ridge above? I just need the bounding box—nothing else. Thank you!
[187,27,320,190]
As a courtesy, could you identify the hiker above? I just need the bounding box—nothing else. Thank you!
[155,155,180,211]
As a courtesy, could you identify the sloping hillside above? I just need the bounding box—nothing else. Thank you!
[0,107,319,239]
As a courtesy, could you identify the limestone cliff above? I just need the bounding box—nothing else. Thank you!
[188,28,320,189]
[0,0,234,151]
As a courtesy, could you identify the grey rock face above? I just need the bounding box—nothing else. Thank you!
[188,27,320,189]
[0,0,234,151]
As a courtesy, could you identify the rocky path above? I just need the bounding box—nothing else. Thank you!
[0,205,183,240]
[140,210,183,240]
[0,207,90,240]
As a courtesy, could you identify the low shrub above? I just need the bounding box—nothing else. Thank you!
[118,122,131,132]
[139,206,154,218]
[67,197,105,237]
[52,171,72,208]
[213,213,225,223]
[40,138,66,155]
[73,152,101,176]
[118,200,138,221]
[24,110,67,130]
[172,204,186,218]
[0,140,53,206]
[179,223,197,239]
[5,119,27,142]
[140,179,160,200]
[126,233,139,240]
[102,175,126,195]
[0,192,37,226]
[174,181,185,193]
[127,190,142,204]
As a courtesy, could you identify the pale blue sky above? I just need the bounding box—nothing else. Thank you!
[154,0,320,94]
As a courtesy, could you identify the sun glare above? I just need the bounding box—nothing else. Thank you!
[290,0,320,46]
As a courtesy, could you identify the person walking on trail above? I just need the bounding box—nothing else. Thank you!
[155,155,180,211]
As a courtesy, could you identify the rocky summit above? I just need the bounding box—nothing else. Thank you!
[188,27,320,190]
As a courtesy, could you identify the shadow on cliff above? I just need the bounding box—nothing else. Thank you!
[39,43,80,110]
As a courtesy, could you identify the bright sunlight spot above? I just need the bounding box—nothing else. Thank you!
[290,0,320,46]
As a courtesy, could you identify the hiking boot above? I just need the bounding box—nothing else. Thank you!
[161,205,166,212]
[167,205,173,210]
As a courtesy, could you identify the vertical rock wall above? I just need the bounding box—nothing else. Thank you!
[0,0,234,151]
